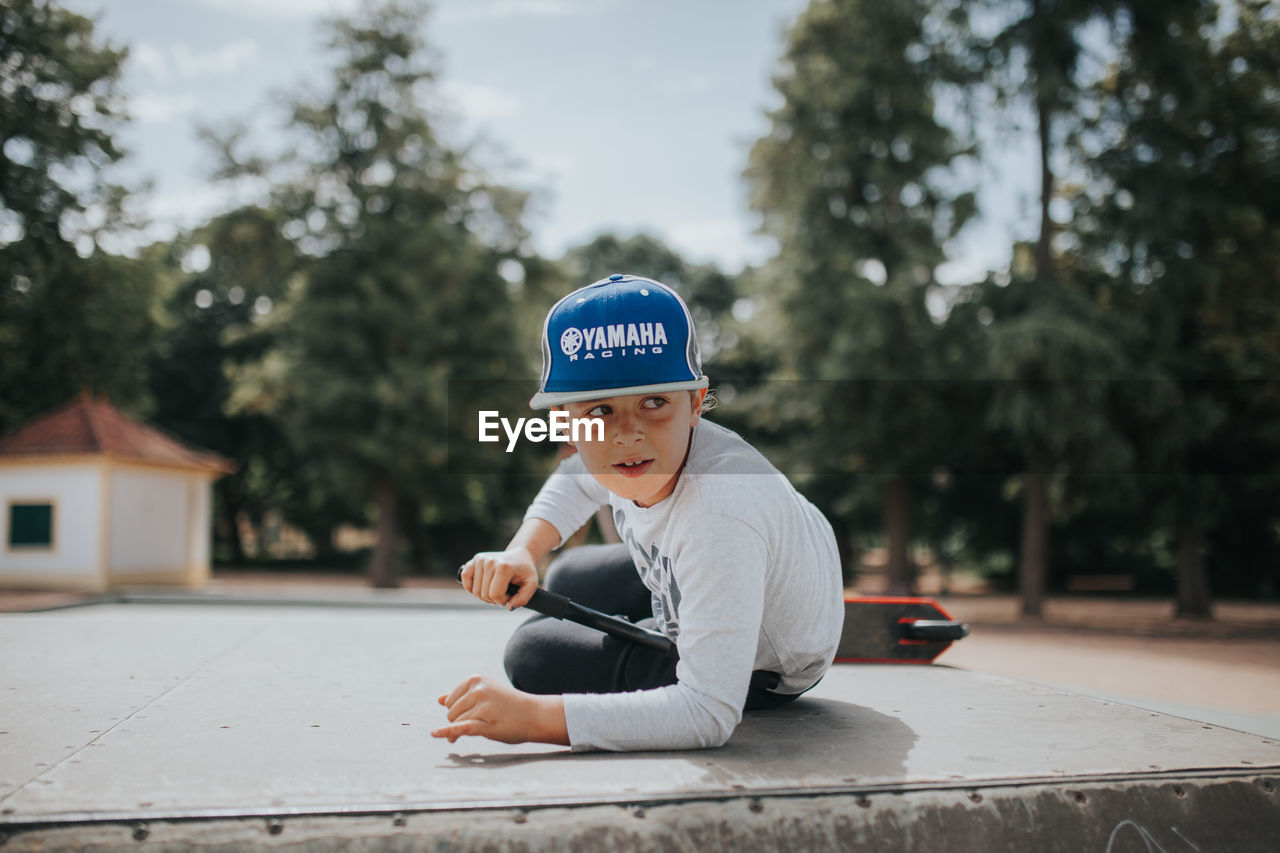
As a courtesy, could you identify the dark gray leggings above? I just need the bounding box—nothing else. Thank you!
[503,543,803,711]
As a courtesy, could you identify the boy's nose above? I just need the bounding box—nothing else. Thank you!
[611,412,643,444]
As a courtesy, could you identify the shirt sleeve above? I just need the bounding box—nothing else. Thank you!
[562,512,768,751]
[523,452,613,547]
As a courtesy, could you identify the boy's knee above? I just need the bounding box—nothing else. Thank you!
[503,619,546,693]
[544,543,631,597]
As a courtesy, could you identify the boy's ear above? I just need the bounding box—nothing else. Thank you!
[689,388,708,426]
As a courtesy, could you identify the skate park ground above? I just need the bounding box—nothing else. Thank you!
[2,574,1279,849]
[8,571,1277,738]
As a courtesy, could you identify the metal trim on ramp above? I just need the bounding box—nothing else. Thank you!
[4,772,1278,851]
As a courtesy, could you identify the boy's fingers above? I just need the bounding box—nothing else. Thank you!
[482,566,504,604]
[459,561,479,596]
[467,559,499,600]
[459,561,475,591]
[431,720,483,741]
[508,579,536,609]
[443,675,481,708]
[445,690,481,723]
[486,568,512,605]
[469,563,488,601]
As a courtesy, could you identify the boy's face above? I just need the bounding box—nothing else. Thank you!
[562,390,705,508]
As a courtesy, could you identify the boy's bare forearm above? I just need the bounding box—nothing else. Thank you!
[531,694,570,746]
[505,517,562,566]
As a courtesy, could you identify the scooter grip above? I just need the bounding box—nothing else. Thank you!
[516,584,571,619]
[455,566,569,618]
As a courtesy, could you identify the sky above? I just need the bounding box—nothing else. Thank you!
[63,0,1036,279]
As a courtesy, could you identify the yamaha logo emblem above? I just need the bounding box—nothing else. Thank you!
[560,327,583,356]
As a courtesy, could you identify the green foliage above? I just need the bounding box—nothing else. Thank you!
[747,0,974,283]
[1071,0,1280,599]
[0,0,159,431]
[6,0,1276,603]
[744,0,977,585]
[147,207,319,562]
[220,1,541,576]
[0,0,128,241]
[738,0,1279,604]
[980,278,1135,476]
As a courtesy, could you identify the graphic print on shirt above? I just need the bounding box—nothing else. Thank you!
[614,506,682,639]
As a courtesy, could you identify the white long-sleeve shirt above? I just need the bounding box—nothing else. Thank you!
[524,419,844,752]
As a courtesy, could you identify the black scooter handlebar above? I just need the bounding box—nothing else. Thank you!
[456,568,677,659]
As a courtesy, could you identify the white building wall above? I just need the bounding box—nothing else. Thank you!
[0,464,103,583]
[109,467,189,574]
[187,476,211,583]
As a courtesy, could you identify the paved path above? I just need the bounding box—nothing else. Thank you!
[933,596,1280,737]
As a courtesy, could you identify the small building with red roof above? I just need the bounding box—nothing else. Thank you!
[0,394,234,592]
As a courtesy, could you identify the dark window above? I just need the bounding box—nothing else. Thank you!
[8,503,53,548]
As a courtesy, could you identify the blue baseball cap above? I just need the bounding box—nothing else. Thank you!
[530,274,708,408]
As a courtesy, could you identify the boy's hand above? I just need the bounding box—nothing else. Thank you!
[459,547,539,609]
[431,675,568,746]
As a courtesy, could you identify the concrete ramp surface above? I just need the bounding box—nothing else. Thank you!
[2,602,1278,850]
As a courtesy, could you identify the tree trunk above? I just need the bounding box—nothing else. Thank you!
[215,480,245,564]
[1025,26,1055,622]
[1031,0,1055,281]
[884,475,914,595]
[369,476,400,589]
[1019,467,1049,618]
[403,503,429,576]
[303,521,337,563]
[1174,523,1212,619]
[248,510,267,560]
[1035,94,1054,279]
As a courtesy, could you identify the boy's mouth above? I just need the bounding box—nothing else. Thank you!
[613,458,654,477]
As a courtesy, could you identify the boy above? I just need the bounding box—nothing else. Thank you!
[432,274,843,751]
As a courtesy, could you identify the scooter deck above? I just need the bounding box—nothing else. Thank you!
[835,596,969,664]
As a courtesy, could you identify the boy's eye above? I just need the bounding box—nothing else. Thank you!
[586,404,612,417]
[641,396,669,409]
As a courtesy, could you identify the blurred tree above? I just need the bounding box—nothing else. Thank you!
[973,267,1138,615]
[148,206,323,564]
[978,0,1108,615]
[972,0,1210,616]
[1074,0,1280,615]
[227,1,537,586]
[978,0,1099,277]
[745,0,976,592]
[0,0,158,431]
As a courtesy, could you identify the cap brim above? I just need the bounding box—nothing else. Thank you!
[529,377,708,409]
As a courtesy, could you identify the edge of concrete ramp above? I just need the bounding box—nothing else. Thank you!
[4,768,1279,852]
